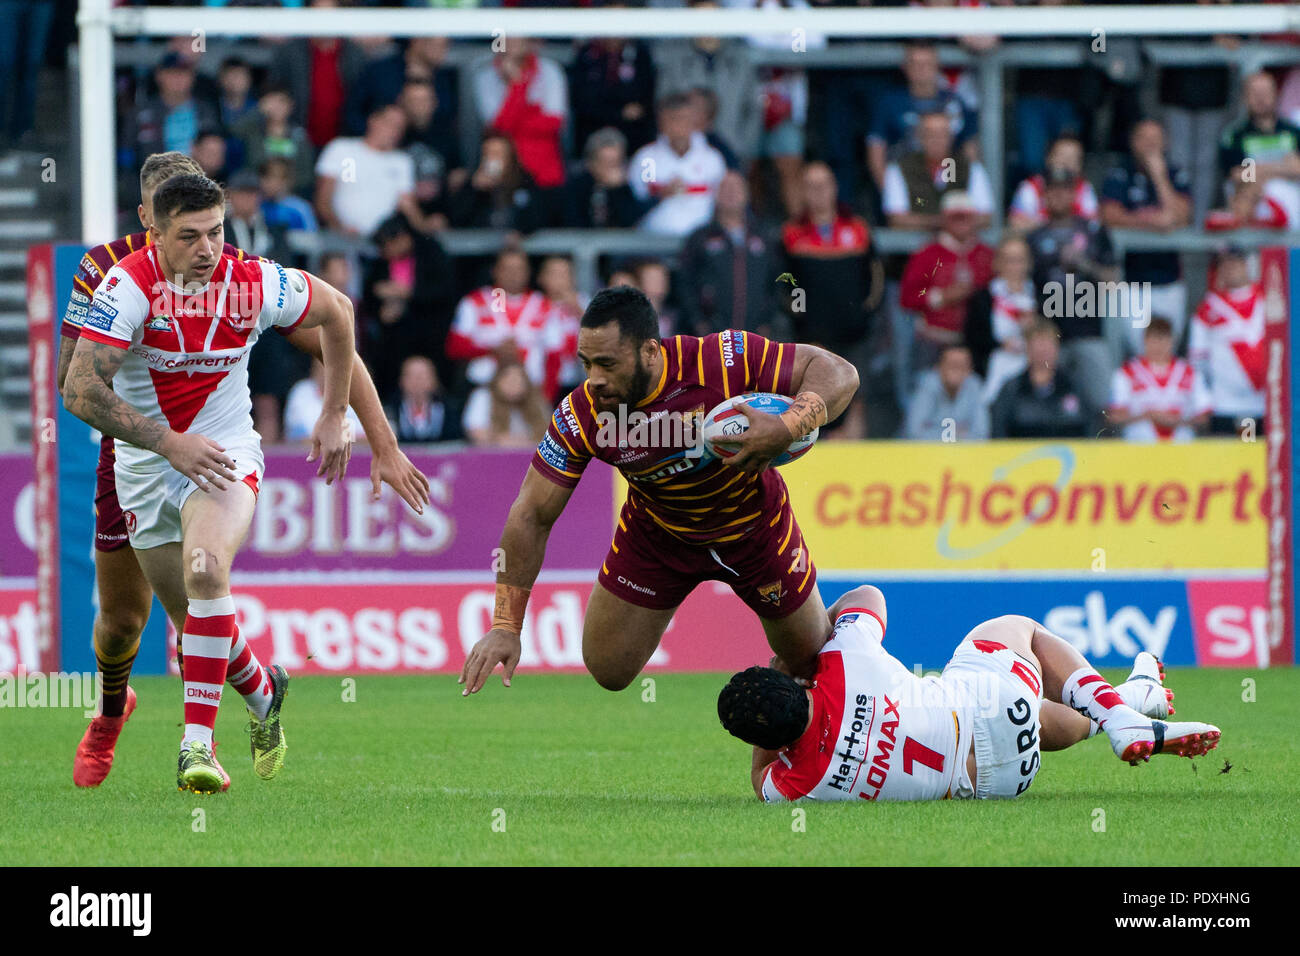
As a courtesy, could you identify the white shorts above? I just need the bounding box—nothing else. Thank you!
[941,637,1044,800]
[114,434,264,551]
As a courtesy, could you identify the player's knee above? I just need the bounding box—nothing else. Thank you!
[95,608,147,652]
[184,562,230,600]
[584,655,637,692]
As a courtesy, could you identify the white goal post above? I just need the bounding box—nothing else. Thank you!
[77,0,1300,243]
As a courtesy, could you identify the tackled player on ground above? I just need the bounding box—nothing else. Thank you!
[718,584,1220,802]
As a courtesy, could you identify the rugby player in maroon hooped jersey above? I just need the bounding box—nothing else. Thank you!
[62,172,411,793]
[459,285,860,696]
[59,153,429,789]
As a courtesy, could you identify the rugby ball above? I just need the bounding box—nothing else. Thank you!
[701,392,819,466]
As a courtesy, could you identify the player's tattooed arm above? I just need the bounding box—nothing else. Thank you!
[64,339,239,490]
[56,336,77,395]
[779,391,829,441]
[62,339,169,451]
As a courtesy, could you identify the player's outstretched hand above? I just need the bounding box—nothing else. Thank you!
[371,447,431,514]
[459,627,522,696]
[160,431,238,492]
[308,411,353,483]
[721,406,789,473]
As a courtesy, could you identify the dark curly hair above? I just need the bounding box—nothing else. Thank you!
[717,666,810,750]
[580,284,660,349]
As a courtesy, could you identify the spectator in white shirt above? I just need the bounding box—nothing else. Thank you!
[314,103,423,235]
[284,359,366,443]
[883,111,994,231]
[629,92,728,236]
[1007,134,1099,232]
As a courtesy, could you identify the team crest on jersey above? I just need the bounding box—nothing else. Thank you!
[105,276,119,291]
[757,580,787,607]
[146,315,172,332]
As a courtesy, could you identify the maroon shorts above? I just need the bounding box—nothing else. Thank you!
[598,493,818,620]
[94,436,130,553]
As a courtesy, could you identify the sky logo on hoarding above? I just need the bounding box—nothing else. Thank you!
[1044,590,1176,660]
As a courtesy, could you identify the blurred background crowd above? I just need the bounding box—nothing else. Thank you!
[1,0,1297,450]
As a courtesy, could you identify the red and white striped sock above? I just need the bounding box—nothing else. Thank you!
[1062,667,1147,732]
[181,596,237,747]
[227,629,273,721]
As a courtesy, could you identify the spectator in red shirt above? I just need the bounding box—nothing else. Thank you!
[268,4,366,150]
[779,160,883,438]
[900,190,995,398]
[472,36,569,227]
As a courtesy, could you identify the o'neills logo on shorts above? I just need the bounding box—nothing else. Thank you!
[616,575,656,597]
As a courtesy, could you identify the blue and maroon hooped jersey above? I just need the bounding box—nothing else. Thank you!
[530,329,796,545]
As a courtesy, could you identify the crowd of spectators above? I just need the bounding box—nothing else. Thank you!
[18,0,1295,447]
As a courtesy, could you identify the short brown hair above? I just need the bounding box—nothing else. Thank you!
[1144,315,1174,338]
[139,151,203,200]
[151,173,226,231]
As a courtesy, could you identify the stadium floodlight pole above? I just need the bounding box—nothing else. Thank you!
[78,0,117,245]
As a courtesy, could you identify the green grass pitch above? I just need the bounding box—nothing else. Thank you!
[3,668,1296,865]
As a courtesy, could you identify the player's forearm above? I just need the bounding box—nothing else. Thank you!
[64,375,170,452]
[495,505,554,591]
[751,746,779,798]
[56,337,76,395]
[346,353,398,454]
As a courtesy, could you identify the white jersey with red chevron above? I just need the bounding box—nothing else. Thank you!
[1109,356,1211,442]
[1188,283,1267,419]
[81,246,312,470]
[447,287,563,391]
[1009,174,1099,225]
[628,131,727,235]
[760,608,966,803]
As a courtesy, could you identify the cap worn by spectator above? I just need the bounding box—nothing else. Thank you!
[940,190,978,215]
[228,170,260,193]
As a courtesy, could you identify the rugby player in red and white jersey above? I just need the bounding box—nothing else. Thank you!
[719,585,1220,802]
[60,153,429,790]
[64,173,361,793]
[460,286,859,697]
